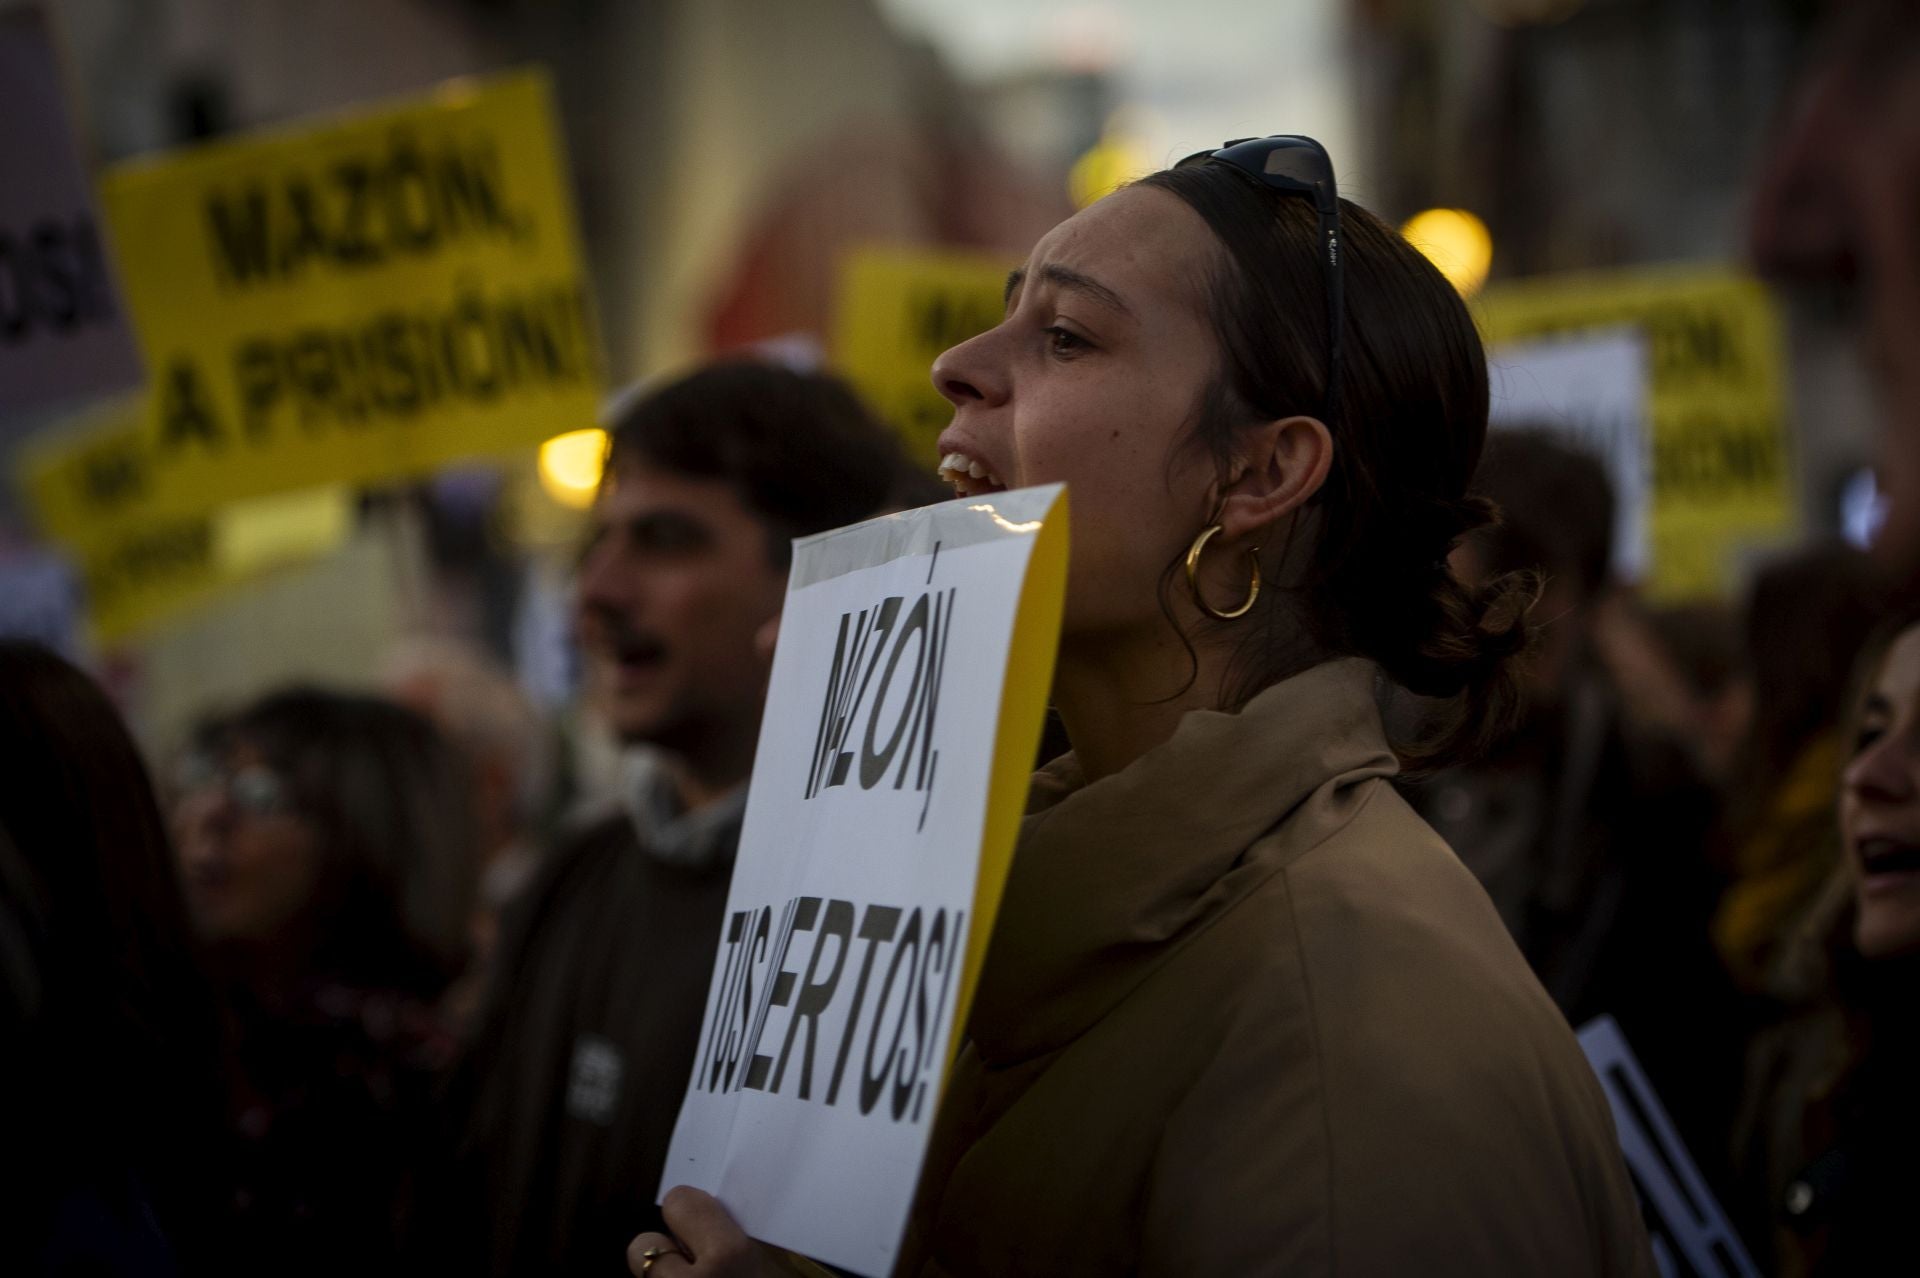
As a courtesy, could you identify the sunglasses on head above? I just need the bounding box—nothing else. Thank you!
[1177,135,1344,426]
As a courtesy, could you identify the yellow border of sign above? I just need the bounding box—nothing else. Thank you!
[81,485,354,643]
[949,487,1068,1062]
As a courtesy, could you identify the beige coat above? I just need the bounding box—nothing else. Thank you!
[899,660,1653,1277]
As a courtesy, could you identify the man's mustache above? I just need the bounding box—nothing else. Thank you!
[582,604,668,663]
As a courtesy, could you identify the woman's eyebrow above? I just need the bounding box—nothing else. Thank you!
[1042,265,1133,316]
[1002,264,1134,317]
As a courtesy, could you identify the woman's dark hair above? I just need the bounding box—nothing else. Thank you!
[1743,542,1889,793]
[605,361,913,565]
[1133,164,1536,767]
[1469,429,1616,601]
[0,642,220,1266]
[227,688,479,994]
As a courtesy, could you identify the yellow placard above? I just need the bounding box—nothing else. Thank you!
[1478,266,1798,602]
[71,481,352,643]
[19,396,350,642]
[31,69,600,545]
[831,246,1013,464]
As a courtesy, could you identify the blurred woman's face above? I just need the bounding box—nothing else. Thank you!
[931,186,1224,638]
[173,741,324,949]
[1840,622,1920,958]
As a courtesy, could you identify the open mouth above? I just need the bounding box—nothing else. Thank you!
[187,863,230,894]
[938,451,1008,499]
[1858,837,1920,883]
[611,631,667,672]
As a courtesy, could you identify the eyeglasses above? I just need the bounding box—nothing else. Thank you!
[1177,135,1344,426]
[175,754,297,819]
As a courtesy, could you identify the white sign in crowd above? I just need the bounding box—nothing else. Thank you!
[0,7,142,435]
[1578,1017,1759,1278]
[1488,327,1651,580]
[662,485,1068,1277]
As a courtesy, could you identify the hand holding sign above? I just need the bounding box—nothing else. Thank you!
[627,1188,779,1278]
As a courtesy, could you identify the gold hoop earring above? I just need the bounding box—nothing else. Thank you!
[1185,524,1261,620]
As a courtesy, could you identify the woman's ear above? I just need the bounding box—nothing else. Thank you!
[1215,415,1333,544]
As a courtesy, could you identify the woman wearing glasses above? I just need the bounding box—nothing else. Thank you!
[632,140,1652,1276]
[172,688,479,1274]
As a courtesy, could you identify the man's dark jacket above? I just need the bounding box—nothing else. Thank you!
[428,781,743,1278]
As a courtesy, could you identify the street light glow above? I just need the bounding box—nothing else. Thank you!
[1400,207,1494,297]
[538,427,608,509]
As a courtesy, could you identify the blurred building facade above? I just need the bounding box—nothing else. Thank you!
[1352,0,1809,275]
[1347,0,1863,541]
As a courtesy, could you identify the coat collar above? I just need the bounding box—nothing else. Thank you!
[622,748,746,873]
[969,658,1399,1065]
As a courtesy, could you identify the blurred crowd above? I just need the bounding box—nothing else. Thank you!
[7,3,1920,1277]
[14,379,1920,1277]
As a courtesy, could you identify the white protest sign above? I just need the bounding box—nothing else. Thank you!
[661,485,1068,1277]
[0,7,143,432]
[1577,1015,1759,1278]
[1487,327,1649,580]
[0,544,79,654]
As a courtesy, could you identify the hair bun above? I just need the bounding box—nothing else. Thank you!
[1369,566,1540,769]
